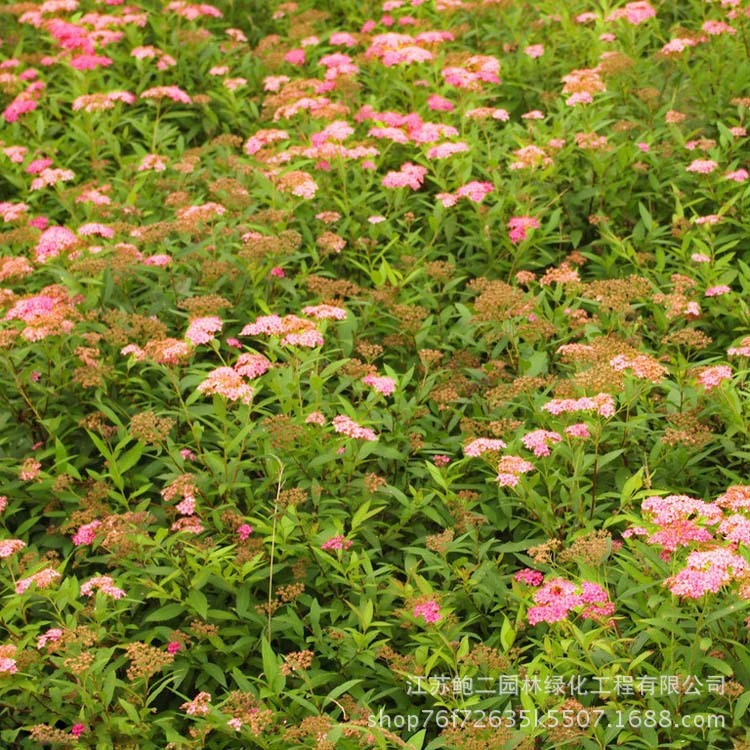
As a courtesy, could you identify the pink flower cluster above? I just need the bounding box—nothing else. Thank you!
[665,549,748,599]
[606,1,656,24]
[181,691,211,716]
[464,438,507,457]
[507,216,540,244]
[362,374,397,396]
[542,393,615,418]
[696,365,732,390]
[381,162,427,190]
[526,578,615,625]
[15,567,61,594]
[436,180,493,207]
[80,575,126,599]
[185,316,223,345]
[521,429,562,457]
[332,415,378,441]
[241,313,326,348]
[496,455,534,487]
[0,539,25,558]
[413,599,442,623]
[321,535,353,551]
[72,520,101,546]
[197,367,254,405]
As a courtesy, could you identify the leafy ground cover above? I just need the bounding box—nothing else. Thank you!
[1,0,750,747]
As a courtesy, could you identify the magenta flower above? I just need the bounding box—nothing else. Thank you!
[321,535,353,551]
[413,599,442,623]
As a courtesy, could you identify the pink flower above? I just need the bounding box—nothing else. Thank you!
[72,520,100,546]
[332,415,378,441]
[507,216,540,244]
[306,411,326,425]
[522,429,562,457]
[228,717,243,731]
[705,285,731,297]
[185,316,223,345]
[80,575,126,599]
[691,253,711,263]
[686,159,718,174]
[496,455,534,486]
[564,423,591,439]
[237,524,253,540]
[181,692,211,716]
[413,599,441,623]
[382,162,427,190]
[197,368,254,404]
[15,568,61,594]
[427,142,469,159]
[606,1,656,24]
[524,44,544,58]
[321,535,353,551]
[37,628,63,649]
[514,568,544,586]
[362,374,397,396]
[70,725,86,738]
[697,365,732,390]
[180,449,196,461]
[234,353,271,379]
[0,539,25,558]
[35,226,77,263]
[284,49,306,65]
[725,169,749,182]
[270,266,285,278]
[302,304,347,320]
[167,641,182,654]
[432,454,451,466]
[427,94,454,111]
[464,438,506,457]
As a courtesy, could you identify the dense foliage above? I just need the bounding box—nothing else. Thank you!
[1,0,750,747]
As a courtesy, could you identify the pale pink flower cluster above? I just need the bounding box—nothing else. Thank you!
[138,154,167,172]
[244,128,290,155]
[0,656,17,674]
[728,338,750,357]
[30,167,75,191]
[306,411,326,425]
[725,168,749,182]
[465,107,509,121]
[302,304,347,320]
[311,121,354,146]
[181,691,211,716]
[382,162,427,189]
[80,575,126,599]
[697,365,732,390]
[237,524,253,541]
[0,539,25,558]
[442,55,500,89]
[0,201,29,222]
[661,37,703,55]
[496,455,534,487]
[509,145,553,171]
[78,223,114,238]
[140,86,192,104]
[564,423,591,439]
[606,1,656,24]
[436,181,493,207]
[234,353,272,379]
[37,628,63,649]
[522,429,562,457]
[241,313,325,347]
[464,438,507,457]
[609,353,668,381]
[666,549,748,599]
[365,32,438,66]
[197,367,254,404]
[413,599,441,623]
[185,316,223,345]
[72,91,135,112]
[15,567,61,594]
[321,535,353,551]
[524,44,545,58]
[362,374,397,396]
[527,578,614,625]
[427,141,469,159]
[686,159,718,174]
[507,216,540,244]
[332,415,378,441]
[542,393,615,418]
[705,285,731,297]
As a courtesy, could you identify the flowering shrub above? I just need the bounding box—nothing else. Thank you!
[1,0,750,748]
